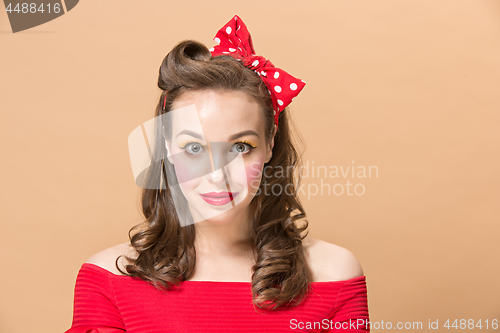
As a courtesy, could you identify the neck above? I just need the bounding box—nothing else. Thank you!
[193,205,255,257]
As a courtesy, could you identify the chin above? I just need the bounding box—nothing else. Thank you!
[198,210,239,225]
[204,216,233,225]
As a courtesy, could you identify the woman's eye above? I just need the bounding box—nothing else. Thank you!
[183,142,206,155]
[231,142,253,154]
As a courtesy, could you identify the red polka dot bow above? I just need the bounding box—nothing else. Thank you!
[209,15,306,127]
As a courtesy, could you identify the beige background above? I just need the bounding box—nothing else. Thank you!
[1,0,499,332]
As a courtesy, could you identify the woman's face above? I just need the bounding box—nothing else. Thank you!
[165,89,274,226]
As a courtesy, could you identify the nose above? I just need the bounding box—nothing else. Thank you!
[209,167,225,184]
[210,144,231,172]
[208,142,234,184]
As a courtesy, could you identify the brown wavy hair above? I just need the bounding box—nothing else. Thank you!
[117,40,312,310]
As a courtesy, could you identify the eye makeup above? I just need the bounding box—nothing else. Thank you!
[178,139,258,156]
[178,140,206,148]
[233,139,257,149]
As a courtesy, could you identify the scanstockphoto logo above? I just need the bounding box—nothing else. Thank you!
[255,160,379,200]
[3,0,79,33]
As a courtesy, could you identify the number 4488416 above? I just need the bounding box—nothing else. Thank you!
[444,319,498,330]
[5,3,62,14]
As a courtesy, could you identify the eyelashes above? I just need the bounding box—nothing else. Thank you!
[179,141,206,155]
[179,141,257,156]
[233,140,257,153]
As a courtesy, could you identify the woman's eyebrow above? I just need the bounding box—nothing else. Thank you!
[176,130,204,139]
[228,130,260,141]
[175,129,260,141]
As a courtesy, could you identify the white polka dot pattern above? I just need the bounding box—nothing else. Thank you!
[208,15,306,127]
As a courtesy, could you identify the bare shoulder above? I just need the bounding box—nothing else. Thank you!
[85,242,138,276]
[302,235,364,282]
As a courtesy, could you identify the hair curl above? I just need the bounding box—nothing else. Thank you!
[117,40,312,310]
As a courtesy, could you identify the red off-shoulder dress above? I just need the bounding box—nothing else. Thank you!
[64,263,370,332]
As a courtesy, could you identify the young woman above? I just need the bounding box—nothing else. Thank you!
[65,15,370,332]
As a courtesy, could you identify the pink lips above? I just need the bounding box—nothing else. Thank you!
[199,191,239,206]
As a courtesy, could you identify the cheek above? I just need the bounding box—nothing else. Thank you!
[173,161,193,185]
[170,149,212,184]
[245,158,265,186]
[178,177,198,194]
[174,164,190,184]
[173,160,202,192]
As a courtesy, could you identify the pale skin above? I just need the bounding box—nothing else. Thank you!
[87,90,364,282]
